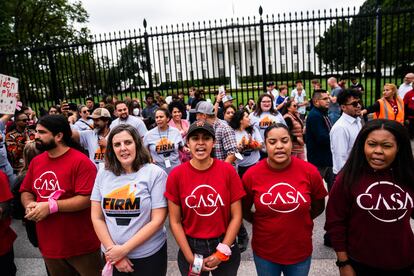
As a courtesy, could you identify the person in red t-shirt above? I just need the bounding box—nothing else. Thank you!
[20,115,102,276]
[165,121,246,276]
[325,119,414,275]
[242,123,327,276]
[0,170,17,276]
[403,85,414,139]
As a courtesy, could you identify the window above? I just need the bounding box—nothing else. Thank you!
[307,44,311,54]
[268,64,273,74]
[218,52,224,62]
[176,55,181,64]
[202,69,207,78]
[164,56,169,65]
[219,68,225,77]
[177,71,182,81]
[189,70,194,80]
[166,73,170,82]
[307,62,312,71]
[293,45,298,55]
[188,54,192,63]
[201,53,206,62]
[268,47,272,57]
[154,73,160,84]
[249,66,254,76]
[281,64,286,73]
[280,46,285,56]
[294,62,299,72]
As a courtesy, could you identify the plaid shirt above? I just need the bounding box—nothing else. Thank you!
[212,119,237,161]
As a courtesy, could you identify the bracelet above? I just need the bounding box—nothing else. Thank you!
[188,253,203,276]
[48,198,59,214]
[213,251,230,262]
[216,243,231,256]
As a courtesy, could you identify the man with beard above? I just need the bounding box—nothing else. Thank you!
[72,108,111,170]
[110,101,148,138]
[20,115,102,276]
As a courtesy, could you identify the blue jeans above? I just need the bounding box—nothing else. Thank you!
[177,236,240,276]
[0,161,16,189]
[253,254,311,276]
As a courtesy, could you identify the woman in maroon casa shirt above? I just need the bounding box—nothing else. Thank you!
[165,120,245,276]
[242,123,327,276]
[325,119,414,275]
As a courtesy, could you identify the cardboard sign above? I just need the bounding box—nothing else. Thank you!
[0,74,18,114]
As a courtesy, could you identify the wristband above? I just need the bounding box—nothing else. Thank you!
[188,253,203,276]
[216,243,231,256]
[213,251,230,262]
[48,189,65,214]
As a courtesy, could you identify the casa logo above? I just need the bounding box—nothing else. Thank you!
[356,181,413,223]
[260,183,307,213]
[185,184,224,216]
[33,171,62,199]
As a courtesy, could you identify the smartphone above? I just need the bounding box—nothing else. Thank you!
[218,85,225,96]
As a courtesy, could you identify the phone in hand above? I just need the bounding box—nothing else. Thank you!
[218,85,225,97]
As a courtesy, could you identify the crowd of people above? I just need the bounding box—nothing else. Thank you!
[0,73,414,276]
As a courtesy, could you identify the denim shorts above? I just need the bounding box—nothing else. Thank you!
[177,235,240,276]
[253,253,311,276]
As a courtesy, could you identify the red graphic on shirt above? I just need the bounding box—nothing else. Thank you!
[356,181,414,223]
[185,184,225,216]
[33,171,62,199]
[259,182,307,213]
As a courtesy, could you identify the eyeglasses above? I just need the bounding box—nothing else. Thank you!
[291,105,297,108]
[344,100,363,107]
[81,110,89,114]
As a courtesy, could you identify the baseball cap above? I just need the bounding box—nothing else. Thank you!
[222,95,234,103]
[88,108,111,119]
[187,120,215,139]
[190,101,215,115]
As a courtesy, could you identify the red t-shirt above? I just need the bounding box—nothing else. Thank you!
[0,171,16,255]
[403,89,414,119]
[243,157,328,264]
[165,159,245,239]
[20,148,100,258]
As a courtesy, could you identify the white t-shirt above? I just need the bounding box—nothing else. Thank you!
[110,116,148,138]
[79,130,105,169]
[293,91,307,115]
[90,164,167,259]
[143,126,183,174]
[249,111,286,141]
[73,118,94,132]
[235,129,263,167]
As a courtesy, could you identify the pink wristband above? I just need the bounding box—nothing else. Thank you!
[216,243,232,256]
[48,189,65,214]
[48,198,58,214]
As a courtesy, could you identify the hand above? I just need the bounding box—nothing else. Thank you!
[339,265,356,276]
[105,244,129,264]
[203,254,220,271]
[25,201,50,222]
[114,257,134,273]
[297,137,305,146]
[25,201,37,214]
[216,93,225,103]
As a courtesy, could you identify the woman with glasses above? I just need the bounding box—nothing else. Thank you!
[144,107,184,174]
[73,105,94,131]
[243,123,327,276]
[282,100,305,160]
[249,94,286,159]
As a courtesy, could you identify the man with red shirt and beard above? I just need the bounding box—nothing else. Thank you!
[20,115,102,276]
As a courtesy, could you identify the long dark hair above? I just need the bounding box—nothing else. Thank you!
[105,124,151,176]
[229,110,253,135]
[341,119,414,188]
[253,94,279,117]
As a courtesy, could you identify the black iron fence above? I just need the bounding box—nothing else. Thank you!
[0,5,413,112]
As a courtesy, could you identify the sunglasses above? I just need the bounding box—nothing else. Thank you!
[81,110,89,114]
[291,104,297,108]
[344,100,363,107]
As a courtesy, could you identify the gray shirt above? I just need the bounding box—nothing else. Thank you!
[91,164,167,259]
[329,87,342,114]
[143,127,183,174]
[110,116,148,138]
[79,130,105,169]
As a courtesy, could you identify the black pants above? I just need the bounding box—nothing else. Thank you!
[0,248,17,276]
[178,236,240,276]
[113,242,167,276]
[317,166,334,191]
[349,258,414,276]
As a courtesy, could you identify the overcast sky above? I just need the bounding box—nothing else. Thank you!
[78,0,366,35]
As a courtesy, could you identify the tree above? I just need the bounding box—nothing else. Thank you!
[315,0,414,73]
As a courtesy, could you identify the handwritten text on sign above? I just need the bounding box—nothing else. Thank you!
[0,74,18,114]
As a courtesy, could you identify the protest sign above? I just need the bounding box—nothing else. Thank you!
[0,74,18,114]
